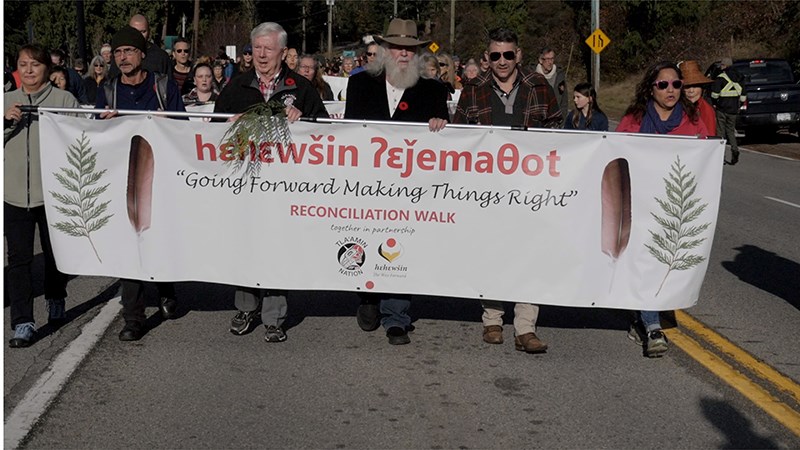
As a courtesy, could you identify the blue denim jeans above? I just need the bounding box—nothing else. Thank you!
[640,310,661,332]
[380,295,411,330]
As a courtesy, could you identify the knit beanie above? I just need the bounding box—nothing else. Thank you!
[111,26,147,53]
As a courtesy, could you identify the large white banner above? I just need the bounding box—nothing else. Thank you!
[39,112,724,310]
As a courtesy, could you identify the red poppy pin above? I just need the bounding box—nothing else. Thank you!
[285,77,295,86]
[398,101,409,111]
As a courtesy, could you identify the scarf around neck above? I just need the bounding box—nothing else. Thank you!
[535,63,557,83]
[639,100,683,134]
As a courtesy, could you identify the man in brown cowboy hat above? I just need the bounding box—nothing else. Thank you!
[345,18,449,345]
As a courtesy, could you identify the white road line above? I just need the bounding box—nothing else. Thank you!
[740,147,798,161]
[4,298,121,449]
[765,196,800,209]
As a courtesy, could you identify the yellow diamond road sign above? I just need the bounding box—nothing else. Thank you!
[585,29,611,54]
[428,42,440,53]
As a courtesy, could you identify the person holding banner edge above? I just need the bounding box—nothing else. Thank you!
[97,26,187,341]
[5,44,80,347]
[214,21,328,343]
[616,60,708,357]
[453,27,562,353]
[344,18,449,345]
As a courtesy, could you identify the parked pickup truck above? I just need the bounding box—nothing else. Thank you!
[731,59,800,135]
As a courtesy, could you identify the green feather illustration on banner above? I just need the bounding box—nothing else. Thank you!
[646,155,711,296]
[220,100,292,179]
[49,131,113,263]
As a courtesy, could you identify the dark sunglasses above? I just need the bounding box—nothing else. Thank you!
[93,63,103,67]
[488,51,516,62]
[365,52,376,57]
[174,48,189,54]
[438,62,447,67]
[243,51,252,55]
[652,79,683,90]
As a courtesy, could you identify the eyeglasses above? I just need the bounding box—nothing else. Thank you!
[488,51,516,62]
[113,48,139,57]
[438,62,447,67]
[365,52,376,57]
[652,79,683,90]
[174,49,189,54]
[243,52,252,56]
[93,63,103,67]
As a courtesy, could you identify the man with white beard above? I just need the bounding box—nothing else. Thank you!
[344,18,448,345]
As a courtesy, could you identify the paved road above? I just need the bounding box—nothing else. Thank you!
[5,144,800,449]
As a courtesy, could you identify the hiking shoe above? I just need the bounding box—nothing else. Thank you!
[627,321,646,345]
[9,322,36,348]
[230,310,260,335]
[514,332,548,353]
[264,325,287,343]
[47,298,67,326]
[646,330,669,358]
[386,326,411,345]
[119,321,144,341]
[159,297,178,320]
[356,301,381,332]
[483,325,503,344]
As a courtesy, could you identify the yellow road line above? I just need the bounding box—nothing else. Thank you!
[676,310,800,403]
[666,328,800,437]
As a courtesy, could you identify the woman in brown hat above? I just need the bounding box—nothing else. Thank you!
[679,60,716,135]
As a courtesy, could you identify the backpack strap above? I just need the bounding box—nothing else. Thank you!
[103,77,118,109]
[153,72,169,110]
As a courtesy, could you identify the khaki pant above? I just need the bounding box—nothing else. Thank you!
[481,301,539,335]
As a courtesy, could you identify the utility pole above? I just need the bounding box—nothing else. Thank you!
[327,0,334,59]
[76,0,86,62]
[591,0,600,89]
[450,0,455,54]
[302,3,307,54]
[192,0,200,56]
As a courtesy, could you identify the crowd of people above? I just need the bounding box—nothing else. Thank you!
[5,14,742,355]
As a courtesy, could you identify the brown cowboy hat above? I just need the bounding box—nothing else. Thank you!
[679,60,713,86]
[374,18,430,47]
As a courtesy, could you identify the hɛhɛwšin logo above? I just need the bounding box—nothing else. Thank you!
[374,237,408,277]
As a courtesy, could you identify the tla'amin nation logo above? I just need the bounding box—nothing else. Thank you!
[336,236,368,277]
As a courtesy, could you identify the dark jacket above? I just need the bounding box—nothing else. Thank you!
[344,70,449,122]
[95,71,185,113]
[710,68,745,115]
[453,66,562,128]
[214,64,328,118]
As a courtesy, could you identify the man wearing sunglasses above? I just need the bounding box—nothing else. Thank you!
[172,38,194,95]
[350,41,379,76]
[454,27,561,355]
[345,18,449,346]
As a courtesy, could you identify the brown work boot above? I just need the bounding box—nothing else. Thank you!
[482,325,503,344]
[514,332,548,353]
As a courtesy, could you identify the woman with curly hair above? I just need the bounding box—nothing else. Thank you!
[616,60,708,358]
[617,61,707,136]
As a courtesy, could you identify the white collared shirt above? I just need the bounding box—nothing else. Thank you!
[386,79,405,117]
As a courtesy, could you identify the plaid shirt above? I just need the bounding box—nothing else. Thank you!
[257,72,278,102]
[453,66,563,128]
